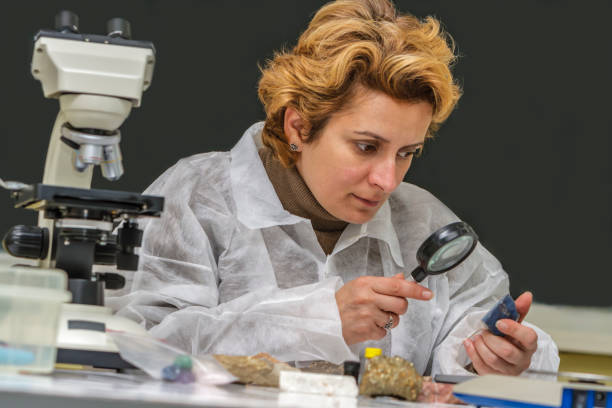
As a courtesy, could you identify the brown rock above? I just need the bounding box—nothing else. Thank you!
[359,355,423,400]
[213,353,298,387]
[300,360,344,375]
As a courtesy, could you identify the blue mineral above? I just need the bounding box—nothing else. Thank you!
[161,364,181,381]
[482,294,519,336]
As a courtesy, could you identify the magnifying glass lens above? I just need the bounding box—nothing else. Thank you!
[427,235,474,272]
[410,221,479,282]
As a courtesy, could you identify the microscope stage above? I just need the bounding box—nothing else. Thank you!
[12,184,163,218]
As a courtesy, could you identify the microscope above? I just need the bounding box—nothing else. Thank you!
[2,11,164,369]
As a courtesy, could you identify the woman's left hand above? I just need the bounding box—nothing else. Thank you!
[463,291,538,376]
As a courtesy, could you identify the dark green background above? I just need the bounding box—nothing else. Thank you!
[1,1,610,305]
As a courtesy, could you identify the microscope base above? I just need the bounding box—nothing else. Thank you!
[56,303,148,370]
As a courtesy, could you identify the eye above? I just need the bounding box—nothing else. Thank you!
[356,142,377,154]
[398,147,421,159]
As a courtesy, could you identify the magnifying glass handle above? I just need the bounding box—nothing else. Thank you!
[411,266,427,282]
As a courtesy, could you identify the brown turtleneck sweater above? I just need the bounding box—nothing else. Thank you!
[259,146,348,255]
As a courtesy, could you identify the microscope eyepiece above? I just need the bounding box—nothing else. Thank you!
[107,18,132,40]
[55,10,79,34]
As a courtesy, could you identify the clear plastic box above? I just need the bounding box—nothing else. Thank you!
[0,265,71,373]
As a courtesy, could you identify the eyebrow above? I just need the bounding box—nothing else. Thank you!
[353,130,424,149]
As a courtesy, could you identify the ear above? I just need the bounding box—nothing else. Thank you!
[283,107,305,148]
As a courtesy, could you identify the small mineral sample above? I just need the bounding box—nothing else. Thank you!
[213,353,297,387]
[161,354,195,384]
[359,355,422,400]
[482,294,519,336]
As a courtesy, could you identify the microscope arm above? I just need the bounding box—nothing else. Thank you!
[42,111,92,188]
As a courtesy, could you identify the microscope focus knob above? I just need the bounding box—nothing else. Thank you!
[107,18,132,40]
[97,272,126,290]
[94,242,119,265]
[55,10,79,34]
[2,225,49,260]
[116,253,139,271]
[116,222,142,270]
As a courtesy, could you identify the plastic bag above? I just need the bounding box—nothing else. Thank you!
[108,330,236,385]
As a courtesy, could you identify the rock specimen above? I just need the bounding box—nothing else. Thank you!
[359,355,422,400]
[213,353,297,387]
[300,360,344,375]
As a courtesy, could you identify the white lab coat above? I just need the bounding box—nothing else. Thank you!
[107,122,559,375]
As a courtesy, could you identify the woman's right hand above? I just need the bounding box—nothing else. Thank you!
[335,273,433,345]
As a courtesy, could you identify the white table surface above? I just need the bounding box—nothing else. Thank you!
[0,370,464,408]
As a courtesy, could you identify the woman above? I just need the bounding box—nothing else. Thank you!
[109,0,559,375]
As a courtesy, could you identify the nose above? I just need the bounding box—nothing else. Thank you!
[369,158,400,193]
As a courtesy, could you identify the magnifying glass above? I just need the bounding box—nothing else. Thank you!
[410,221,478,282]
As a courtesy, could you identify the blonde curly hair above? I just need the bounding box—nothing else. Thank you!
[258,0,461,167]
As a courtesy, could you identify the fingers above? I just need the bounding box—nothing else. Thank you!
[464,334,525,375]
[339,304,390,344]
[495,319,538,352]
[367,308,393,340]
[463,337,499,375]
[372,324,387,340]
[479,330,525,365]
[464,323,537,376]
[336,275,425,344]
[373,310,401,339]
[389,312,400,329]
[373,293,408,316]
[374,311,400,330]
[370,276,433,300]
[514,291,533,323]
[473,334,515,372]
[372,307,392,328]
[346,317,386,343]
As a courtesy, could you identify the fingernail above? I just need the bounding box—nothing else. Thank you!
[496,320,507,331]
[422,290,433,299]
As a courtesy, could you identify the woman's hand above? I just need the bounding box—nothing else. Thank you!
[463,291,538,375]
[335,273,433,345]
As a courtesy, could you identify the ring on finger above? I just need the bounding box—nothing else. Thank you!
[383,314,394,330]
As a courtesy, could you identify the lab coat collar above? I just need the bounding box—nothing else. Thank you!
[334,201,405,268]
[230,122,303,229]
[230,122,404,268]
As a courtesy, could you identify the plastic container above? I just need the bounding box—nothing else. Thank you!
[0,265,71,373]
[358,347,382,383]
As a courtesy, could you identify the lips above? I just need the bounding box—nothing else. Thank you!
[352,194,382,207]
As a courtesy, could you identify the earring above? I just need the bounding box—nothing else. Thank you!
[290,143,299,151]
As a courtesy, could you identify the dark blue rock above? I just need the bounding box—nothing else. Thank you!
[482,294,519,336]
